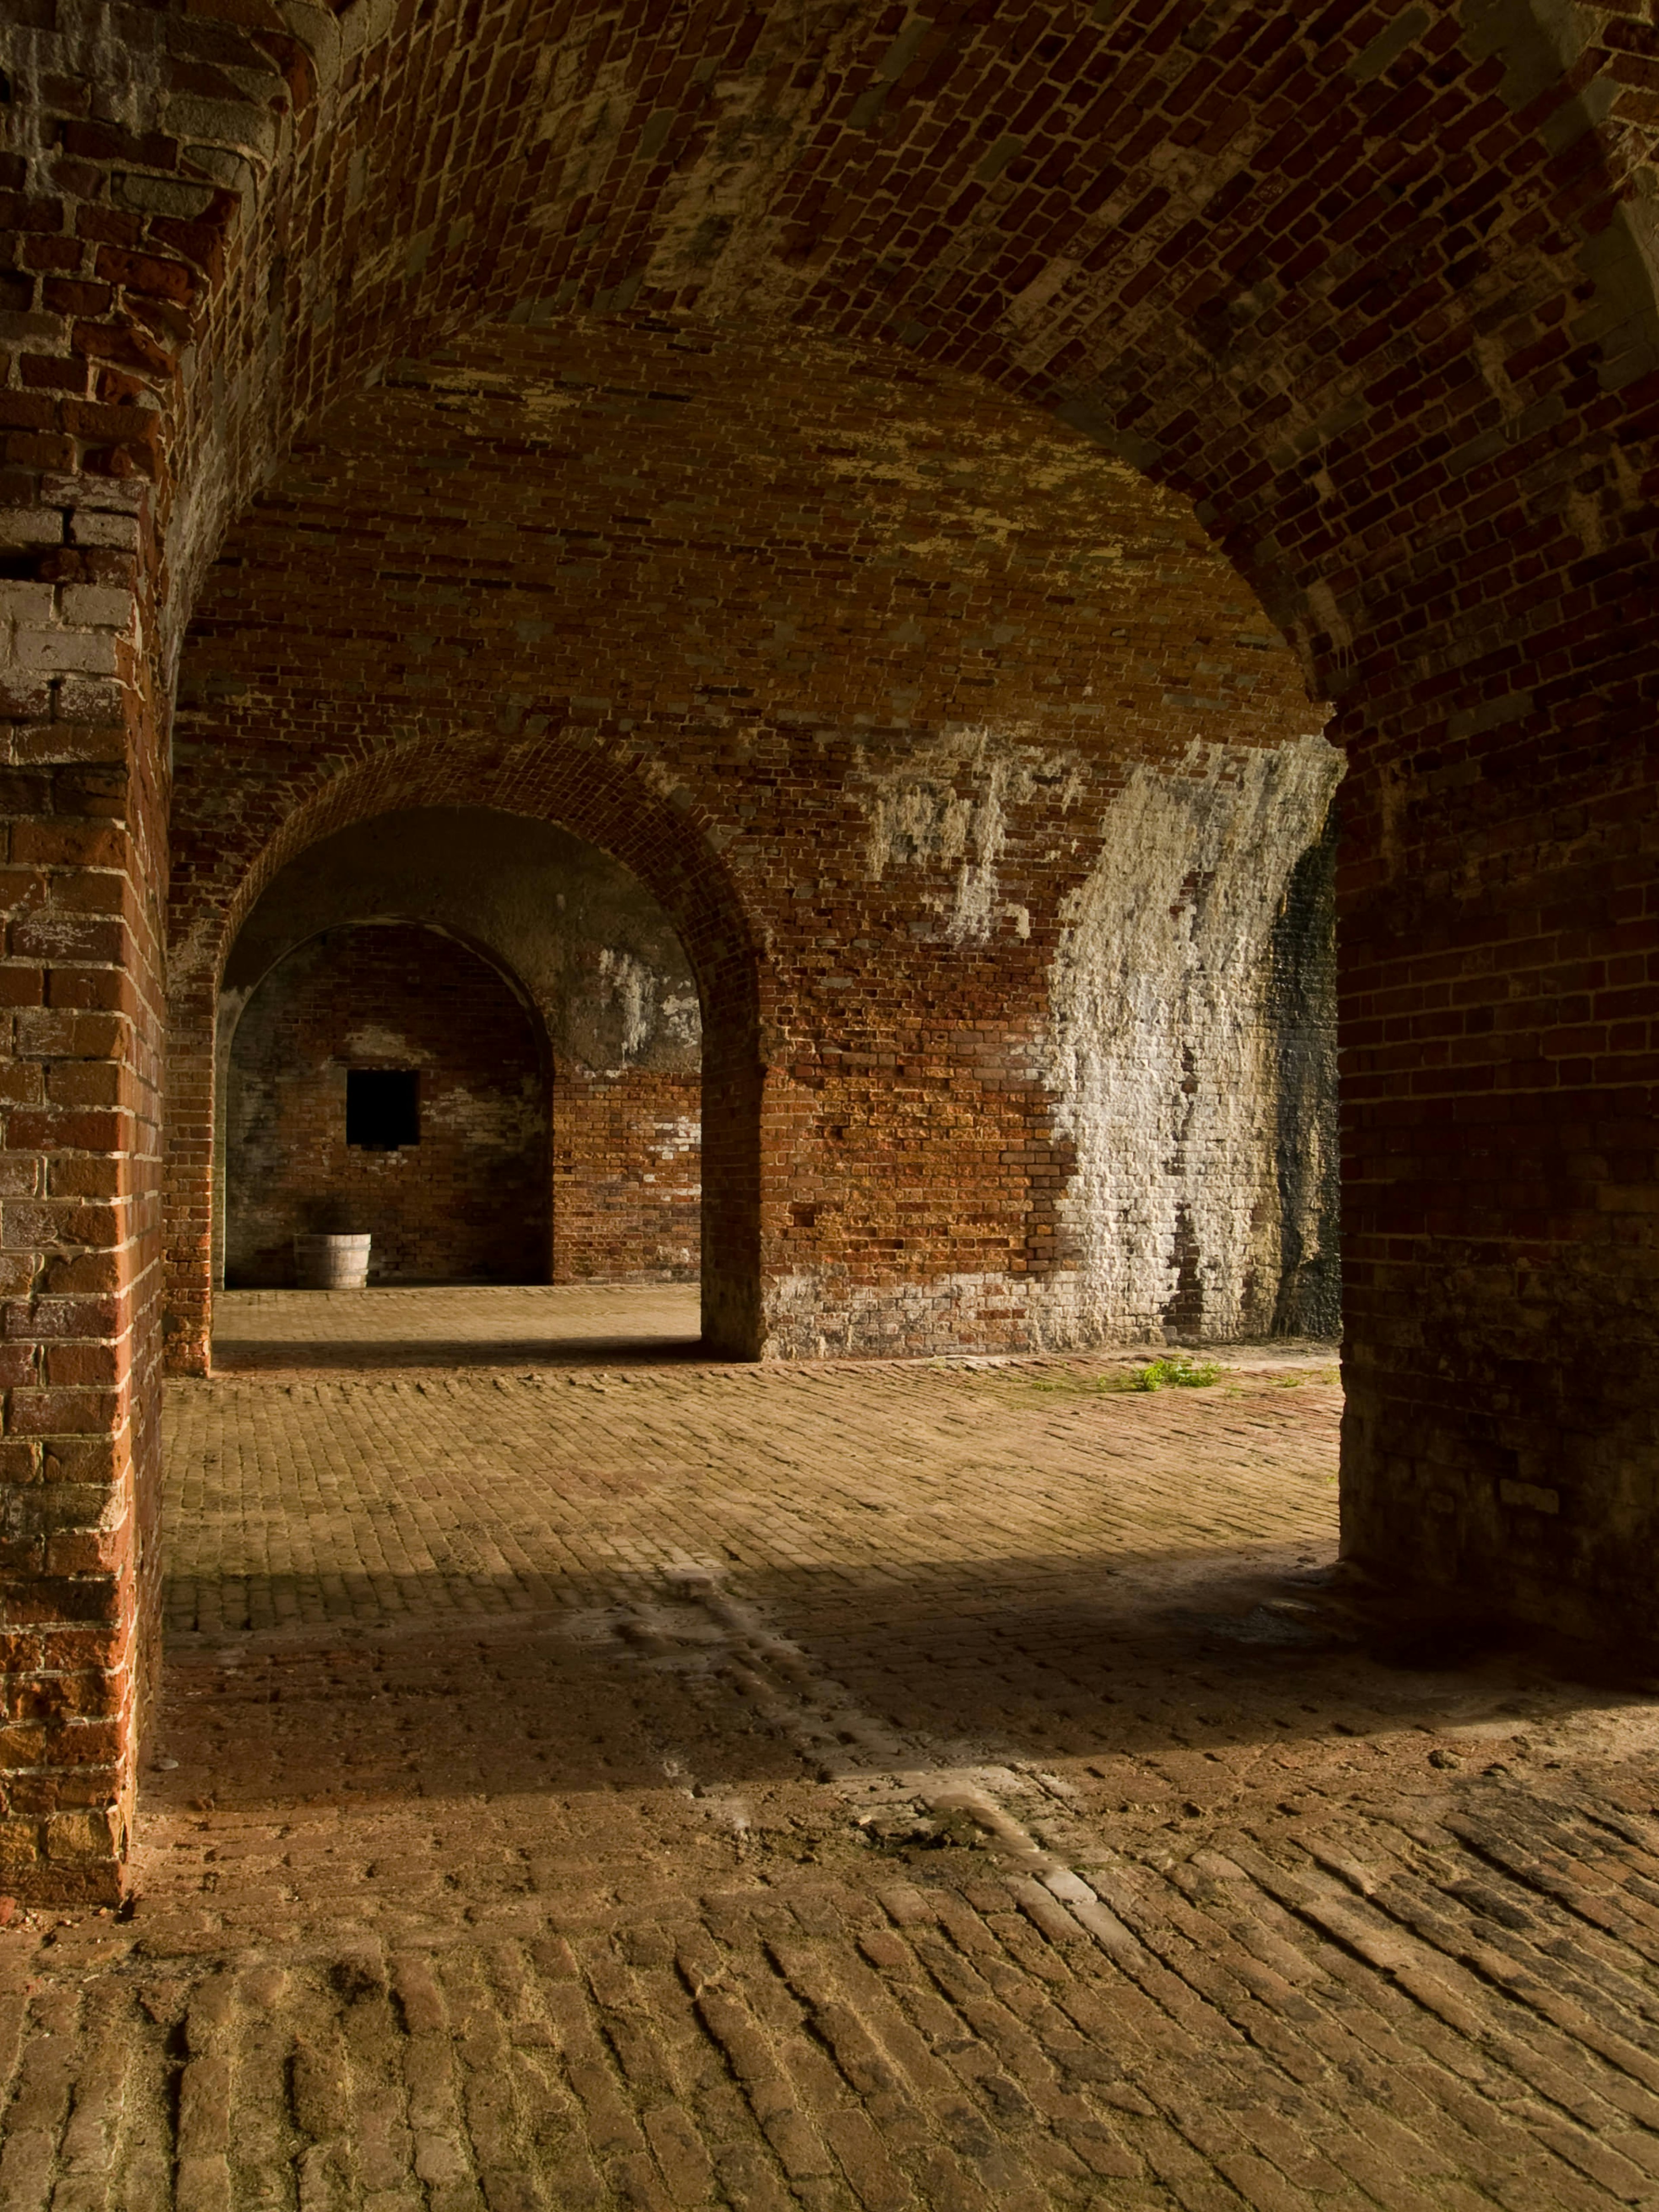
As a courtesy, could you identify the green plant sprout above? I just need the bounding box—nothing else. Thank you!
[1118,1354,1221,1392]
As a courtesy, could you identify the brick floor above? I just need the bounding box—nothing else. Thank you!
[6,1290,1659,2208]
[212,1284,705,1371]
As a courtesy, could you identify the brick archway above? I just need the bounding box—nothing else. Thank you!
[221,916,554,1290]
[167,732,766,1378]
[3,0,1658,1897]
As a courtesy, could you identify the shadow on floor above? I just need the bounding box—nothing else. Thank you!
[156,1548,1642,1824]
[211,1333,707,1372]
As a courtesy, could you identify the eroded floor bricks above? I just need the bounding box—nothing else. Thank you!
[1,1290,1657,2208]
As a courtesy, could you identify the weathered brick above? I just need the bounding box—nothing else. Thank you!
[0,0,1654,1923]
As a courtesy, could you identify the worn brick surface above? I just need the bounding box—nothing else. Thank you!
[2,0,1658,1908]
[2,1294,1658,2204]
[210,1284,704,1373]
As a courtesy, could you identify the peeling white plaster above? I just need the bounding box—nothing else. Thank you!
[860,726,1080,945]
[598,945,656,1059]
[763,1270,1025,1361]
[766,732,1343,1360]
[658,989,703,1049]
[595,946,701,1067]
[1036,732,1342,1344]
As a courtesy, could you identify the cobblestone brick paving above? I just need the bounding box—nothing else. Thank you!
[6,1293,1659,2209]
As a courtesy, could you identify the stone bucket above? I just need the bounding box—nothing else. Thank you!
[294,1233,371,1290]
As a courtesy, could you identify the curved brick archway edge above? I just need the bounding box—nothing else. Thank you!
[165,730,765,1379]
[0,0,1656,1897]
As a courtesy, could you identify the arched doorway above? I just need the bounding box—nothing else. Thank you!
[165,747,758,1378]
[224,921,550,1288]
[212,806,706,1303]
[167,319,1336,1377]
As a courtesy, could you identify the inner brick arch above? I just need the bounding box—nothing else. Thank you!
[154,218,1659,1646]
[165,733,765,1376]
[165,309,1341,1377]
[216,814,705,1294]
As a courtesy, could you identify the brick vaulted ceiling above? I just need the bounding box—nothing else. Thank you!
[169,319,1322,964]
[15,0,1656,778]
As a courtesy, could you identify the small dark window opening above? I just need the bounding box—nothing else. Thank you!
[346,1068,420,1150]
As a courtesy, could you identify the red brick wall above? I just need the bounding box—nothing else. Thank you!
[0,470,166,1903]
[553,1069,700,1285]
[5,0,1659,1907]
[226,925,549,1287]
[165,319,1329,1374]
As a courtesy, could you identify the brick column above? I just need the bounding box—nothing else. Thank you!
[160,970,213,1376]
[697,962,765,1360]
[1336,641,1659,1655]
[0,472,164,1902]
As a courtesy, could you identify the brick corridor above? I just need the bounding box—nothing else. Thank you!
[6,1297,1659,2208]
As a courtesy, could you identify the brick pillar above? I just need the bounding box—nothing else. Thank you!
[0,471,164,1902]
[161,971,214,1376]
[1337,651,1659,1654]
[699,974,765,1360]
